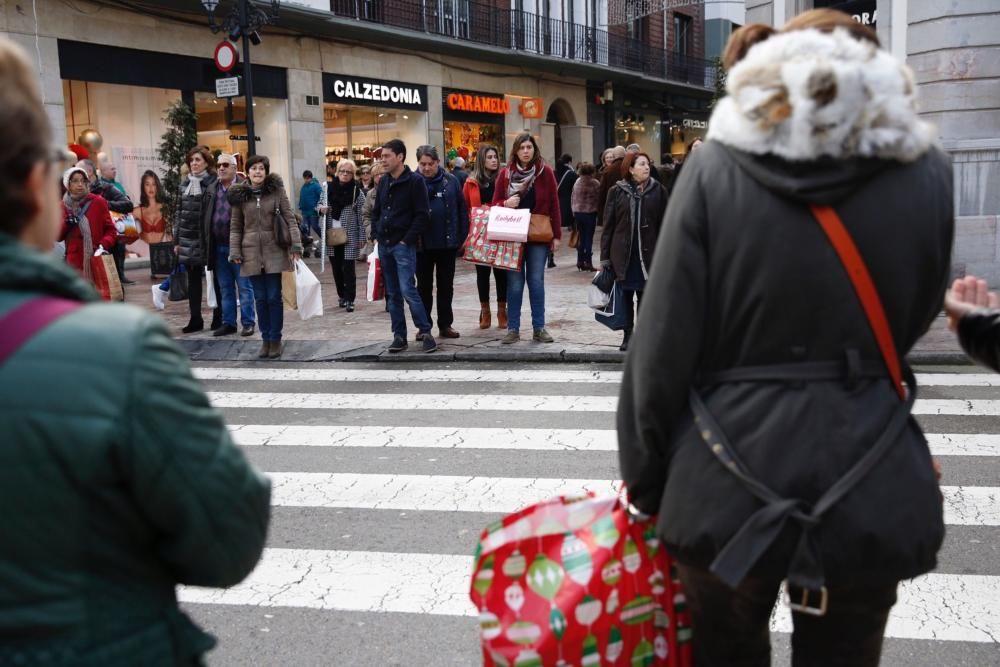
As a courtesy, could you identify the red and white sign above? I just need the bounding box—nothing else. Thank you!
[214,41,239,73]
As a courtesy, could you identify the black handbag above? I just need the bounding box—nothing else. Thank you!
[168,265,189,302]
[149,241,175,276]
[273,201,291,249]
[591,266,615,294]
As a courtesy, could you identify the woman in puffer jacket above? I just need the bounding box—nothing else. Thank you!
[228,155,302,359]
[617,11,953,666]
[173,145,218,333]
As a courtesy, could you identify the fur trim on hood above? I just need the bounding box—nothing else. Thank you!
[707,28,935,162]
[228,173,284,204]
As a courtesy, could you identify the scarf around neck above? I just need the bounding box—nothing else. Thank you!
[184,171,207,197]
[506,162,538,199]
[63,192,94,280]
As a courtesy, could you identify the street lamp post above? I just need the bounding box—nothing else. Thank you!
[200,0,280,158]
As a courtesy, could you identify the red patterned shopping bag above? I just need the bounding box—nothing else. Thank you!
[464,206,524,272]
[470,494,692,667]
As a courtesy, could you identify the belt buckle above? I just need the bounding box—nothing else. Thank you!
[784,581,828,617]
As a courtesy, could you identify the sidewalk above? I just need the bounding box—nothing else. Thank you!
[123,243,969,364]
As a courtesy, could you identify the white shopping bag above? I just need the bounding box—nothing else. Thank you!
[366,242,383,302]
[587,282,610,310]
[486,206,530,243]
[206,269,218,308]
[294,258,323,320]
[320,222,326,274]
[151,284,166,310]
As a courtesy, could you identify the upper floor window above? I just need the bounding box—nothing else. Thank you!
[673,12,691,55]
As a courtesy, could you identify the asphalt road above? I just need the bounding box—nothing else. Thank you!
[181,361,1000,666]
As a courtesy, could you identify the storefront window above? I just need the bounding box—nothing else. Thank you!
[667,118,708,160]
[443,120,505,168]
[614,111,661,160]
[194,92,290,177]
[323,104,427,169]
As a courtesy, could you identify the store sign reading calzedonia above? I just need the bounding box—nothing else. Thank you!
[323,73,428,111]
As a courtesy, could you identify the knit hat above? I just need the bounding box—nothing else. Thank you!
[63,166,88,190]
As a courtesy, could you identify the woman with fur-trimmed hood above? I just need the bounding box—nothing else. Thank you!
[228,155,302,359]
[617,10,953,665]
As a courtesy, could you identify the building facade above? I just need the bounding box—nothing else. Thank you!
[1,0,716,220]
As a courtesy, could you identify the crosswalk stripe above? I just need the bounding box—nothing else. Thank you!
[770,572,1000,643]
[195,368,623,383]
[179,548,1000,643]
[230,424,616,450]
[209,392,615,412]
[230,424,998,457]
[264,472,998,526]
[210,392,1000,416]
[194,367,1000,387]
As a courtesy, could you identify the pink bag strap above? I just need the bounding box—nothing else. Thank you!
[0,297,82,367]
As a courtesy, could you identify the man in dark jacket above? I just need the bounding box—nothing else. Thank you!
[416,145,468,340]
[210,153,254,337]
[371,139,436,354]
[77,158,135,285]
[450,156,470,186]
[555,153,577,231]
[596,146,626,226]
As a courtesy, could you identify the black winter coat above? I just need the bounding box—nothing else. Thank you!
[174,173,218,268]
[371,166,431,247]
[600,178,667,282]
[957,310,1000,372]
[618,139,954,586]
[422,168,468,250]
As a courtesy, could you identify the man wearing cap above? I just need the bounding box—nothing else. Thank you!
[211,153,255,337]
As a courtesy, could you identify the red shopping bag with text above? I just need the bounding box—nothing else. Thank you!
[470,494,692,667]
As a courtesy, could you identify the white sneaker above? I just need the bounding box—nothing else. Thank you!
[151,284,166,310]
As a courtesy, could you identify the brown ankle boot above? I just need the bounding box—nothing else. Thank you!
[479,303,491,329]
[497,302,508,329]
[268,341,282,359]
[257,342,269,359]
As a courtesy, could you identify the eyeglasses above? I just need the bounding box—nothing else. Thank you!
[337,169,354,175]
[217,163,234,168]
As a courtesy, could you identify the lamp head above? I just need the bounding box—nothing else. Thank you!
[200,0,219,13]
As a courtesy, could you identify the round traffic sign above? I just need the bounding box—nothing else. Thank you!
[214,41,238,73]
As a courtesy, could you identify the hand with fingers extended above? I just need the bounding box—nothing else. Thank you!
[945,275,999,331]
[946,274,1000,373]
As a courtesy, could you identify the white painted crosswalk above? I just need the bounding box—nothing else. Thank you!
[183,364,1000,665]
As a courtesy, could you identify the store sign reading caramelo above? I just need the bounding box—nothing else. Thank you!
[447,93,510,115]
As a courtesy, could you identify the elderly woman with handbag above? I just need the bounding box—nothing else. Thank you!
[228,155,302,359]
[326,158,366,312]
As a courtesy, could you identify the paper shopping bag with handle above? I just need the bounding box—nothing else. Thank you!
[470,493,692,667]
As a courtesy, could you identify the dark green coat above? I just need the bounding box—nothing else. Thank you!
[0,233,270,665]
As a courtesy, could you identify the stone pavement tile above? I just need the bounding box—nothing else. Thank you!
[123,241,968,363]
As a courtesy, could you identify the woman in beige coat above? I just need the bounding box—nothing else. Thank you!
[229,155,302,359]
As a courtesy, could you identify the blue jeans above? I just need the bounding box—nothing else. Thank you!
[248,272,283,342]
[575,212,597,267]
[506,242,548,332]
[215,245,255,327]
[300,212,321,238]
[379,242,432,340]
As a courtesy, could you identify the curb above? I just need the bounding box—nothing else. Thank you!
[173,337,970,365]
[173,338,625,363]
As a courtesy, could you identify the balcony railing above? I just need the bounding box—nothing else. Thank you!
[329,0,716,88]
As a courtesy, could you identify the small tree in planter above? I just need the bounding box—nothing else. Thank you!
[709,56,727,110]
[157,100,198,227]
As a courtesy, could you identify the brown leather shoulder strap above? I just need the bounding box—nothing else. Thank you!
[809,204,905,400]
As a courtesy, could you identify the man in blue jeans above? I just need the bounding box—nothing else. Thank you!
[210,153,255,337]
[371,139,436,353]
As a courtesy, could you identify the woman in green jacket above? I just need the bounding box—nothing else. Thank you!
[0,38,270,666]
